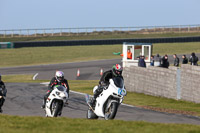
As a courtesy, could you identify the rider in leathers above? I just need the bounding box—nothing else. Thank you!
[42,71,70,108]
[0,75,7,113]
[89,64,123,107]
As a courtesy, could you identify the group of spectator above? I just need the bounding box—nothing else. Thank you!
[149,52,199,68]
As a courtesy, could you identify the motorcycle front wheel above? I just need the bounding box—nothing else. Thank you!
[105,102,118,120]
[51,100,62,117]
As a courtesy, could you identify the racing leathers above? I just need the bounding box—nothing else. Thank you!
[0,81,6,112]
[42,77,70,108]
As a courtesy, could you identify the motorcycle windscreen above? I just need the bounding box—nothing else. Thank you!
[56,86,65,92]
[113,77,124,88]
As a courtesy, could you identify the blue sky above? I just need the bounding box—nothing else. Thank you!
[0,0,200,30]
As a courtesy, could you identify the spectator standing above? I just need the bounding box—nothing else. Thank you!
[161,55,169,68]
[154,54,161,67]
[189,52,199,66]
[138,56,146,68]
[120,49,132,59]
[127,49,132,59]
[182,55,188,64]
[173,54,179,67]
[150,55,154,66]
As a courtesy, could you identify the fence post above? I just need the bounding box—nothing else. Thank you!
[11,30,14,37]
[51,29,54,36]
[27,30,29,37]
[60,29,62,36]
[35,30,37,37]
[176,68,181,100]
[19,30,22,37]
[77,28,79,36]
[69,28,71,36]
[43,30,46,36]
[4,31,6,38]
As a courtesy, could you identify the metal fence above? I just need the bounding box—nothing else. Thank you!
[0,24,200,38]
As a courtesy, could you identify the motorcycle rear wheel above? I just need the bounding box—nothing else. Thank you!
[86,109,98,119]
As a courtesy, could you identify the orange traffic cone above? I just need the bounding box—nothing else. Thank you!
[100,68,103,76]
[77,69,80,77]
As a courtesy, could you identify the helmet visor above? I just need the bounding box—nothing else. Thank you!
[115,70,122,76]
[57,76,64,82]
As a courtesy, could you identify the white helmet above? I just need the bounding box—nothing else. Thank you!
[55,71,64,82]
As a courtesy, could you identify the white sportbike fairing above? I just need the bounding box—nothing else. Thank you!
[86,76,126,120]
[44,85,69,117]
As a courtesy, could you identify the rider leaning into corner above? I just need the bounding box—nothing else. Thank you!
[41,71,70,108]
[89,64,123,107]
[0,74,7,113]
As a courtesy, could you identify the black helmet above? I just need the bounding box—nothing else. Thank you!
[112,64,123,76]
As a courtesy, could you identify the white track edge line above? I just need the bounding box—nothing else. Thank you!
[33,73,39,80]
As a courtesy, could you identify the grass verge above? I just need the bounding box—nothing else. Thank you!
[0,45,121,67]
[3,75,200,116]
[1,114,200,133]
[0,42,200,67]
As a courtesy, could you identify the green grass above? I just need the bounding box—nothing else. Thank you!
[1,32,200,42]
[0,42,200,67]
[0,45,121,67]
[153,42,200,55]
[0,114,200,133]
[2,74,48,83]
[3,75,200,116]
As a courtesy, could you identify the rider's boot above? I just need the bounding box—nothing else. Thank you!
[41,99,46,109]
[89,97,96,109]
[89,86,103,108]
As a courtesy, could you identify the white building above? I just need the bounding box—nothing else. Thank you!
[122,42,153,67]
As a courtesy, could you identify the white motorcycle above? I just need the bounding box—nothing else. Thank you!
[44,85,69,117]
[85,76,127,120]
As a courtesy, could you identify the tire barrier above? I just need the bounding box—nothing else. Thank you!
[13,36,200,48]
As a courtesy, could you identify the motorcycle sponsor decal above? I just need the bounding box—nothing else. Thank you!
[118,88,126,96]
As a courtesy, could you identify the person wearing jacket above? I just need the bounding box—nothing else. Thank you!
[150,55,154,66]
[189,52,199,66]
[0,74,6,113]
[138,56,146,68]
[182,55,188,64]
[154,54,161,67]
[41,71,70,108]
[173,54,179,67]
[89,64,123,108]
[161,55,169,68]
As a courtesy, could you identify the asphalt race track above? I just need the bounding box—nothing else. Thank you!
[2,83,200,125]
[1,53,199,80]
[0,59,122,80]
[1,58,200,125]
